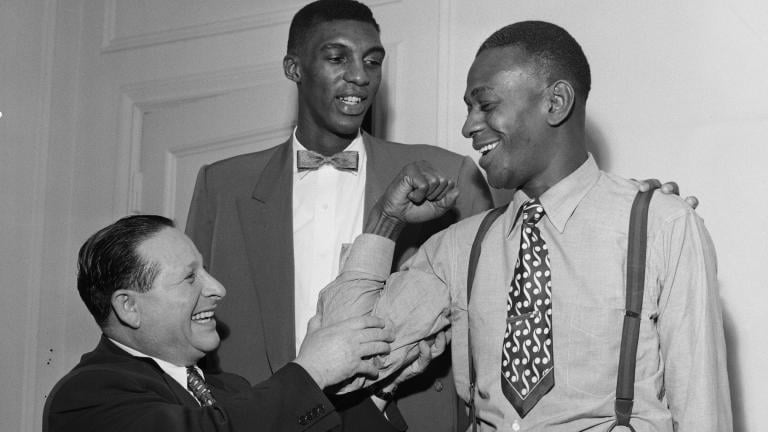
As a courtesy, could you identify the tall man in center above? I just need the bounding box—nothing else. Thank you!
[185,1,494,430]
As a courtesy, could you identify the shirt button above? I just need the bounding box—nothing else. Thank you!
[434,380,444,392]
[512,420,521,431]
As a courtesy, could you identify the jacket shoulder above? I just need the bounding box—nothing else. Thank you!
[197,141,288,194]
[204,142,285,176]
[370,137,467,165]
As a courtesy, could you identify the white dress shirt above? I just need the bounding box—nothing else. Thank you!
[108,337,204,404]
[292,128,367,352]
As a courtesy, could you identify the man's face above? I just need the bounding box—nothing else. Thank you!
[462,47,555,190]
[134,227,226,366]
[291,19,385,138]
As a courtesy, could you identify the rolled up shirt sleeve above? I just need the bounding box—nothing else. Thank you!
[318,231,454,393]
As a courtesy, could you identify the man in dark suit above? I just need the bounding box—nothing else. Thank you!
[186,1,493,430]
[43,215,410,432]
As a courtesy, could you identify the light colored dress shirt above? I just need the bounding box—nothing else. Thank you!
[292,128,367,352]
[108,337,204,404]
[319,155,732,431]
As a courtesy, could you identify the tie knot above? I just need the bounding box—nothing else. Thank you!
[521,199,545,226]
[296,150,359,172]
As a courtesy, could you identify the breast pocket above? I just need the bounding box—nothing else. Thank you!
[565,303,624,397]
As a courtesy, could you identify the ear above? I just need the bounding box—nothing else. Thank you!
[111,290,141,329]
[545,80,575,126]
[283,54,301,83]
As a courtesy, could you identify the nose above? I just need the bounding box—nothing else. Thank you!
[343,58,370,86]
[462,109,484,139]
[201,270,226,299]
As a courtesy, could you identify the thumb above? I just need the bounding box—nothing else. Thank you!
[438,188,460,209]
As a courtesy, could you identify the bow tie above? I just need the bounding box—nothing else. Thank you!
[296,150,359,172]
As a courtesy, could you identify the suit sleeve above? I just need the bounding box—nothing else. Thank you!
[186,165,213,262]
[455,155,493,220]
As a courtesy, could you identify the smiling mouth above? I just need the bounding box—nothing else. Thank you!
[477,141,499,156]
[337,96,363,105]
[191,311,215,324]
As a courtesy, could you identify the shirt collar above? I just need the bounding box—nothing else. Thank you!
[291,127,366,175]
[505,153,600,236]
[107,337,202,389]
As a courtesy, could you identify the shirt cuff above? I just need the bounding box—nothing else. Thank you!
[342,234,396,278]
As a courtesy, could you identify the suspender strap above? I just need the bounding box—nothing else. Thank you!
[612,186,658,430]
[467,187,657,430]
[466,204,508,432]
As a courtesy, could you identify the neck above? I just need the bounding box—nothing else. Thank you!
[295,126,358,156]
[521,127,588,198]
[521,151,587,198]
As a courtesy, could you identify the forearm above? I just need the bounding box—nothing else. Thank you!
[364,205,405,240]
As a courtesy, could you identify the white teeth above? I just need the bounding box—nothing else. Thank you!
[478,142,499,155]
[192,311,214,321]
[339,96,362,105]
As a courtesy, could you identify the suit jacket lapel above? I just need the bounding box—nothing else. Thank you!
[97,337,201,408]
[236,139,296,373]
[363,133,389,220]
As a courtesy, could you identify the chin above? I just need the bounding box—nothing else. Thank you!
[332,115,367,134]
[486,172,509,189]
[194,336,221,354]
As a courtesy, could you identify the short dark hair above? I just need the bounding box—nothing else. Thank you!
[77,215,174,326]
[287,0,380,55]
[478,21,591,100]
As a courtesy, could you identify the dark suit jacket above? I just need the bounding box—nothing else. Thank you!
[186,133,493,431]
[44,336,402,432]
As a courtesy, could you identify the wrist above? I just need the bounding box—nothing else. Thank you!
[364,210,405,240]
[292,360,327,389]
[372,382,398,402]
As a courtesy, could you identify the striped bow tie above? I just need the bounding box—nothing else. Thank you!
[296,150,359,172]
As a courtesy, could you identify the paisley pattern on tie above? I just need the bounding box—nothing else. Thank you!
[296,150,359,172]
[187,366,217,407]
[500,198,554,417]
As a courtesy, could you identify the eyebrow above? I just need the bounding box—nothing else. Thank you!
[177,260,199,279]
[320,43,386,57]
[464,86,495,105]
[470,86,494,99]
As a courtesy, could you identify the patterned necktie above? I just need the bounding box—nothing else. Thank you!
[187,366,217,407]
[296,150,359,172]
[500,198,554,418]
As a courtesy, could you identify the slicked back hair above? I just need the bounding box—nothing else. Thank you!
[478,21,591,101]
[77,215,174,326]
[287,0,380,55]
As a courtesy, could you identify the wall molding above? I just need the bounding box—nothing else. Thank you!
[113,63,286,217]
[24,0,60,430]
[102,0,401,53]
